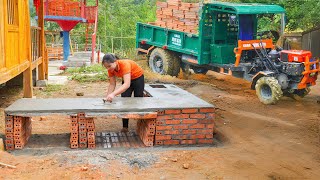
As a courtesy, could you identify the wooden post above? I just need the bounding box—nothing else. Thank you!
[24,0,33,98]
[38,0,46,80]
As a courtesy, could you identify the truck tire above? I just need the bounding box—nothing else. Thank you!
[290,87,311,101]
[255,76,283,105]
[171,53,181,76]
[149,48,180,76]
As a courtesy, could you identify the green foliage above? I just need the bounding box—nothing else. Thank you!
[98,0,156,53]
[66,64,105,74]
[235,0,320,31]
[69,73,109,83]
[66,64,109,83]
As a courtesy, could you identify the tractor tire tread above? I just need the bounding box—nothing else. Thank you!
[255,76,283,105]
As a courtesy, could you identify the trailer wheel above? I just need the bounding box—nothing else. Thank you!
[290,87,311,101]
[255,76,283,105]
[149,48,180,76]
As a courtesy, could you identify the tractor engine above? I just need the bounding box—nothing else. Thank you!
[267,49,318,90]
[279,50,315,77]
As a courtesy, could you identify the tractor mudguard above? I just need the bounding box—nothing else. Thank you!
[251,71,275,90]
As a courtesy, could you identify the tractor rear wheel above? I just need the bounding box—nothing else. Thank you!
[255,76,283,105]
[149,48,180,76]
[290,87,311,101]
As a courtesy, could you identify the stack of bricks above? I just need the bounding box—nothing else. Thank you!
[70,113,96,149]
[155,0,200,34]
[155,108,215,145]
[5,115,32,150]
[136,119,156,147]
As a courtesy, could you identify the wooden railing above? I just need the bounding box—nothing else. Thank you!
[31,26,41,62]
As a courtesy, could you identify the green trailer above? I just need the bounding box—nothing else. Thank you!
[136,2,320,104]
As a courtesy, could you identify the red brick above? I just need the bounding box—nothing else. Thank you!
[79,143,87,148]
[165,109,181,114]
[6,145,14,151]
[164,140,179,145]
[182,108,198,114]
[6,133,14,139]
[15,144,24,149]
[190,124,205,129]
[5,139,14,145]
[79,128,87,133]
[156,135,171,140]
[198,129,213,134]
[199,108,215,113]
[199,119,214,124]
[71,132,79,136]
[122,113,158,119]
[5,124,13,129]
[88,144,96,149]
[156,131,163,135]
[190,114,206,119]
[78,112,85,117]
[173,125,189,129]
[190,134,205,139]
[206,113,215,119]
[156,120,165,125]
[166,120,180,124]
[173,114,189,119]
[157,115,172,120]
[5,118,13,124]
[198,139,213,144]
[156,126,172,130]
[157,110,165,115]
[206,124,214,129]
[181,140,196,144]
[164,130,180,135]
[182,130,197,134]
[205,134,214,138]
[155,141,163,145]
[182,119,198,124]
[173,135,188,140]
[70,139,78,144]
[71,127,78,132]
[5,129,14,133]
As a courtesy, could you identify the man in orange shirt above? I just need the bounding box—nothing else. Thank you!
[102,53,144,133]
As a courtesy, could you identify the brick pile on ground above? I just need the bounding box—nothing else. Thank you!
[137,119,156,147]
[70,113,96,149]
[155,0,200,34]
[5,115,32,150]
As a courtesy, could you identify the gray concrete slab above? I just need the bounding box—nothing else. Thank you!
[5,84,214,116]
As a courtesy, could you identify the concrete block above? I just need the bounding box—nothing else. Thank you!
[36,80,48,87]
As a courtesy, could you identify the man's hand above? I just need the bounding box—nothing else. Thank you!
[105,93,115,103]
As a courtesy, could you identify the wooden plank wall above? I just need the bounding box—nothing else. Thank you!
[0,1,5,70]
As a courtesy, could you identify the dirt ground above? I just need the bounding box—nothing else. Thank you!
[0,60,320,179]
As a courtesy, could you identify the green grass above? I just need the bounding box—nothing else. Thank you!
[65,64,109,83]
[36,84,66,96]
[66,64,105,74]
[69,72,109,83]
[43,84,63,92]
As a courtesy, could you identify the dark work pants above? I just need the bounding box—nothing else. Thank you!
[121,75,145,128]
